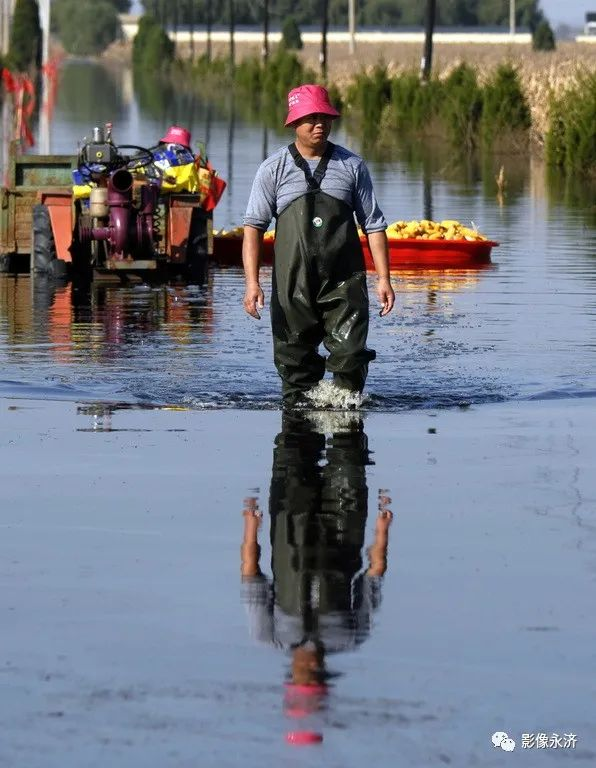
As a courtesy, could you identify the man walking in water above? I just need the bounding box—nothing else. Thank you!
[242,84,394,407]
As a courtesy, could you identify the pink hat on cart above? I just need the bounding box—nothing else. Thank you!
[159,125,192,148]
[285,84,340,127]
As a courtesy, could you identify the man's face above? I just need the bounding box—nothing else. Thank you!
[293,113,333,151]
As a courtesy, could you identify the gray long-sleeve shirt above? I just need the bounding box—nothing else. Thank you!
[243,144,387,234]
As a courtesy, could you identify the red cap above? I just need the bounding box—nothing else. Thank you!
[159,125,191,147]
[285,84,340,127]
[286,731,324,745]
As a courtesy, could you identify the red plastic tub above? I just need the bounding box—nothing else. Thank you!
[212,234,498,270]
[362,237,498,269]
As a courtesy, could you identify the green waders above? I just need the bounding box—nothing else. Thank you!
[271,142,375,406]
[269,412,370,633]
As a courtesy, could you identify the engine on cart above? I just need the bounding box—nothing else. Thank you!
[74,124,162,270]
[29,123,215,282]
[78,124,122,170]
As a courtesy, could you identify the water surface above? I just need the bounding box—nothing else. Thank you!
[1,59,595,767]
[1,60,594,410]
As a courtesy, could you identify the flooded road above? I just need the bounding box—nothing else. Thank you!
[1,214,595,410]
[1,60,595,767]
[1,60,595,410]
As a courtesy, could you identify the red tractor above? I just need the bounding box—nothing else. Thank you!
[1,126,220,283]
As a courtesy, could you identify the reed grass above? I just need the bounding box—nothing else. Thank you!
[545,72,596,176]
[170,41,596,175]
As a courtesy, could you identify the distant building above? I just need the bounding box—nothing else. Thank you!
[576,12,596,42]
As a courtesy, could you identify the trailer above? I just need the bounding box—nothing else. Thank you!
[0,135,213,283]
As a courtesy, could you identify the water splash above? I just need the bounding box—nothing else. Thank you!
[303,381,365,410]
[304,409,365,434]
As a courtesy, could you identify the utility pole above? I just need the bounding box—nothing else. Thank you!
[229,0,235,71]
[189,0,195,61]
[510,0,516,38]
[38,0,51,153]
[206,0,212,63]
[262,0,269,63]
[320,0,329,82]
[348,0,356,56]
[173,0,179,49]
[420,0,436,82]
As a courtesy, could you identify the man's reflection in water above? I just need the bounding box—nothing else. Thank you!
[241,411,393,743]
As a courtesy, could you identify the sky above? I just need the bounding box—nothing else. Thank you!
[129,2,593,29]
[539,0,594,27]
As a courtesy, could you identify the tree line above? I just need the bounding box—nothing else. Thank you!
[4,0,554,72]
[5,0,131,68]
[141,0,551,30]
[50,0,130,56]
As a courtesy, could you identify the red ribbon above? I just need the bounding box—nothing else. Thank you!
[1,68,38,147]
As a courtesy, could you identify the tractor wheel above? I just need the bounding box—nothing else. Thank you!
[31,204,68,277]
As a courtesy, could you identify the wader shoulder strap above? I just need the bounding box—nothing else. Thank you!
[287,142,335,190]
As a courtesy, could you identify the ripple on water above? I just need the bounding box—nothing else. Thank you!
[1,148,595,412]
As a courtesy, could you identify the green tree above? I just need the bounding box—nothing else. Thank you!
[52,0,121,55]
[133,15,175,73]
[133,14,157,67]
[437,0,478,25]
[329,0,348,24]
[477,0,542,27]
[533,19,556,50]
[142,0,260,25]
[106,0,131,11]
[281,17,303,50]
[137,0,553,31]
[441,63,483,148]
[480,63,531,145]
[8,0,41,72]
[360,0,404,26]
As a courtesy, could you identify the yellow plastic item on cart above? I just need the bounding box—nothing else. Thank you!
[72,183,94,200]
[159,162,201,194]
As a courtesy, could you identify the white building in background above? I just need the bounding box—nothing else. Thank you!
[576,11,596,41]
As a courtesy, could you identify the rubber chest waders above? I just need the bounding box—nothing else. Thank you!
[271,142,375,404]
[269,414,369,625]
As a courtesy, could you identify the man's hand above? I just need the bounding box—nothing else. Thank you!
[376,276,395,317]
[243,282,265,319]
[241,497,262,578]
[242,226,265,318]
[367,231,394,317]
